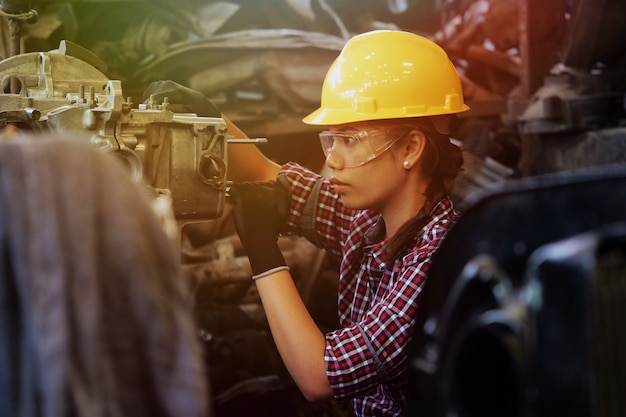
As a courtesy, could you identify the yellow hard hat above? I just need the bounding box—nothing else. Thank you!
[303,30,469,125]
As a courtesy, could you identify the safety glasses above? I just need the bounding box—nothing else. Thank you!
[319,128,409,168]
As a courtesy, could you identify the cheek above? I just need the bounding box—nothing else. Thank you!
[342,161,403,209]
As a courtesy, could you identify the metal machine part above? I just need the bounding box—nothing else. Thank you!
[407,165,626,417]
[0,42,230,225]
[518,71,626,136]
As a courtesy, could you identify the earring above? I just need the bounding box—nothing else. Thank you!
[403,160,411,169]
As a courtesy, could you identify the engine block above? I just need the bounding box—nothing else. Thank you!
[0,44,228,224]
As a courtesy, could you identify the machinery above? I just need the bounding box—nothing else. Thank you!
[406,1,626,416]
[0,41,231,229]
[407,165,626,417]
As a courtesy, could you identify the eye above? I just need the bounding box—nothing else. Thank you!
[341,135,358,146]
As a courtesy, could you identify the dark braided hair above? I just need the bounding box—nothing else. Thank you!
[383,117,464,263]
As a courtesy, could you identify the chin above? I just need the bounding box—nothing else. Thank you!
[338,195,354,208]
[339,195,368,210]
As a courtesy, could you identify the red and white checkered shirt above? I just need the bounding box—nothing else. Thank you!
[280,162,459,417]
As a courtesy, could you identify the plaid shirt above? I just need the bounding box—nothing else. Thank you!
[280,163,459,417]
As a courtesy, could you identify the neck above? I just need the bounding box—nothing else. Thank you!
[381,192,429,240]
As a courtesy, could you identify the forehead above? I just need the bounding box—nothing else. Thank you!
[328,119,402,132]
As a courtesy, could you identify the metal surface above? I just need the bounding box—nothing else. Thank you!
[0,43,230,224]
[408,165,626,417]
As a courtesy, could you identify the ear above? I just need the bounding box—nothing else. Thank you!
[401,129,426,169]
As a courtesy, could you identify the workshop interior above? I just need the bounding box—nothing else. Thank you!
[0,0,625,416]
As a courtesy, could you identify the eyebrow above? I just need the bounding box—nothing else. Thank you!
[328,127,357,133]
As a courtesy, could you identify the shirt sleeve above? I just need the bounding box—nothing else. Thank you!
[279,162,356,258]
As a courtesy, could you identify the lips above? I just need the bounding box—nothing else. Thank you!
[330,177,349,194]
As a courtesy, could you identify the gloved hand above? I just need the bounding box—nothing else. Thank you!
[142,80,221,117]
[230,176,291,280]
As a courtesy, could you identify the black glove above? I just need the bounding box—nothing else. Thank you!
[230,176,291,280]
[142,80,221,117]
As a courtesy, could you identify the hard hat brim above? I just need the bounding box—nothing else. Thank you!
[302,104,470,126]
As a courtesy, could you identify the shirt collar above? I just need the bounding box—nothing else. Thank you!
[364,215,386,245]
[362,196,456,246]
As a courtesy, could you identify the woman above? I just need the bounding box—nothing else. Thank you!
[228,30,468,416]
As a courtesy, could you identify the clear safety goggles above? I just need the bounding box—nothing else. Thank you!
[319,128,408,168]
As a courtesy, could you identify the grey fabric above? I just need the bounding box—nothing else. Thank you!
[298,177,324,247]
[0,135,210,417]
[356,323,390,384]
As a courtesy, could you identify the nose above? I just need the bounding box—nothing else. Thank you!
[325,149,343,170]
